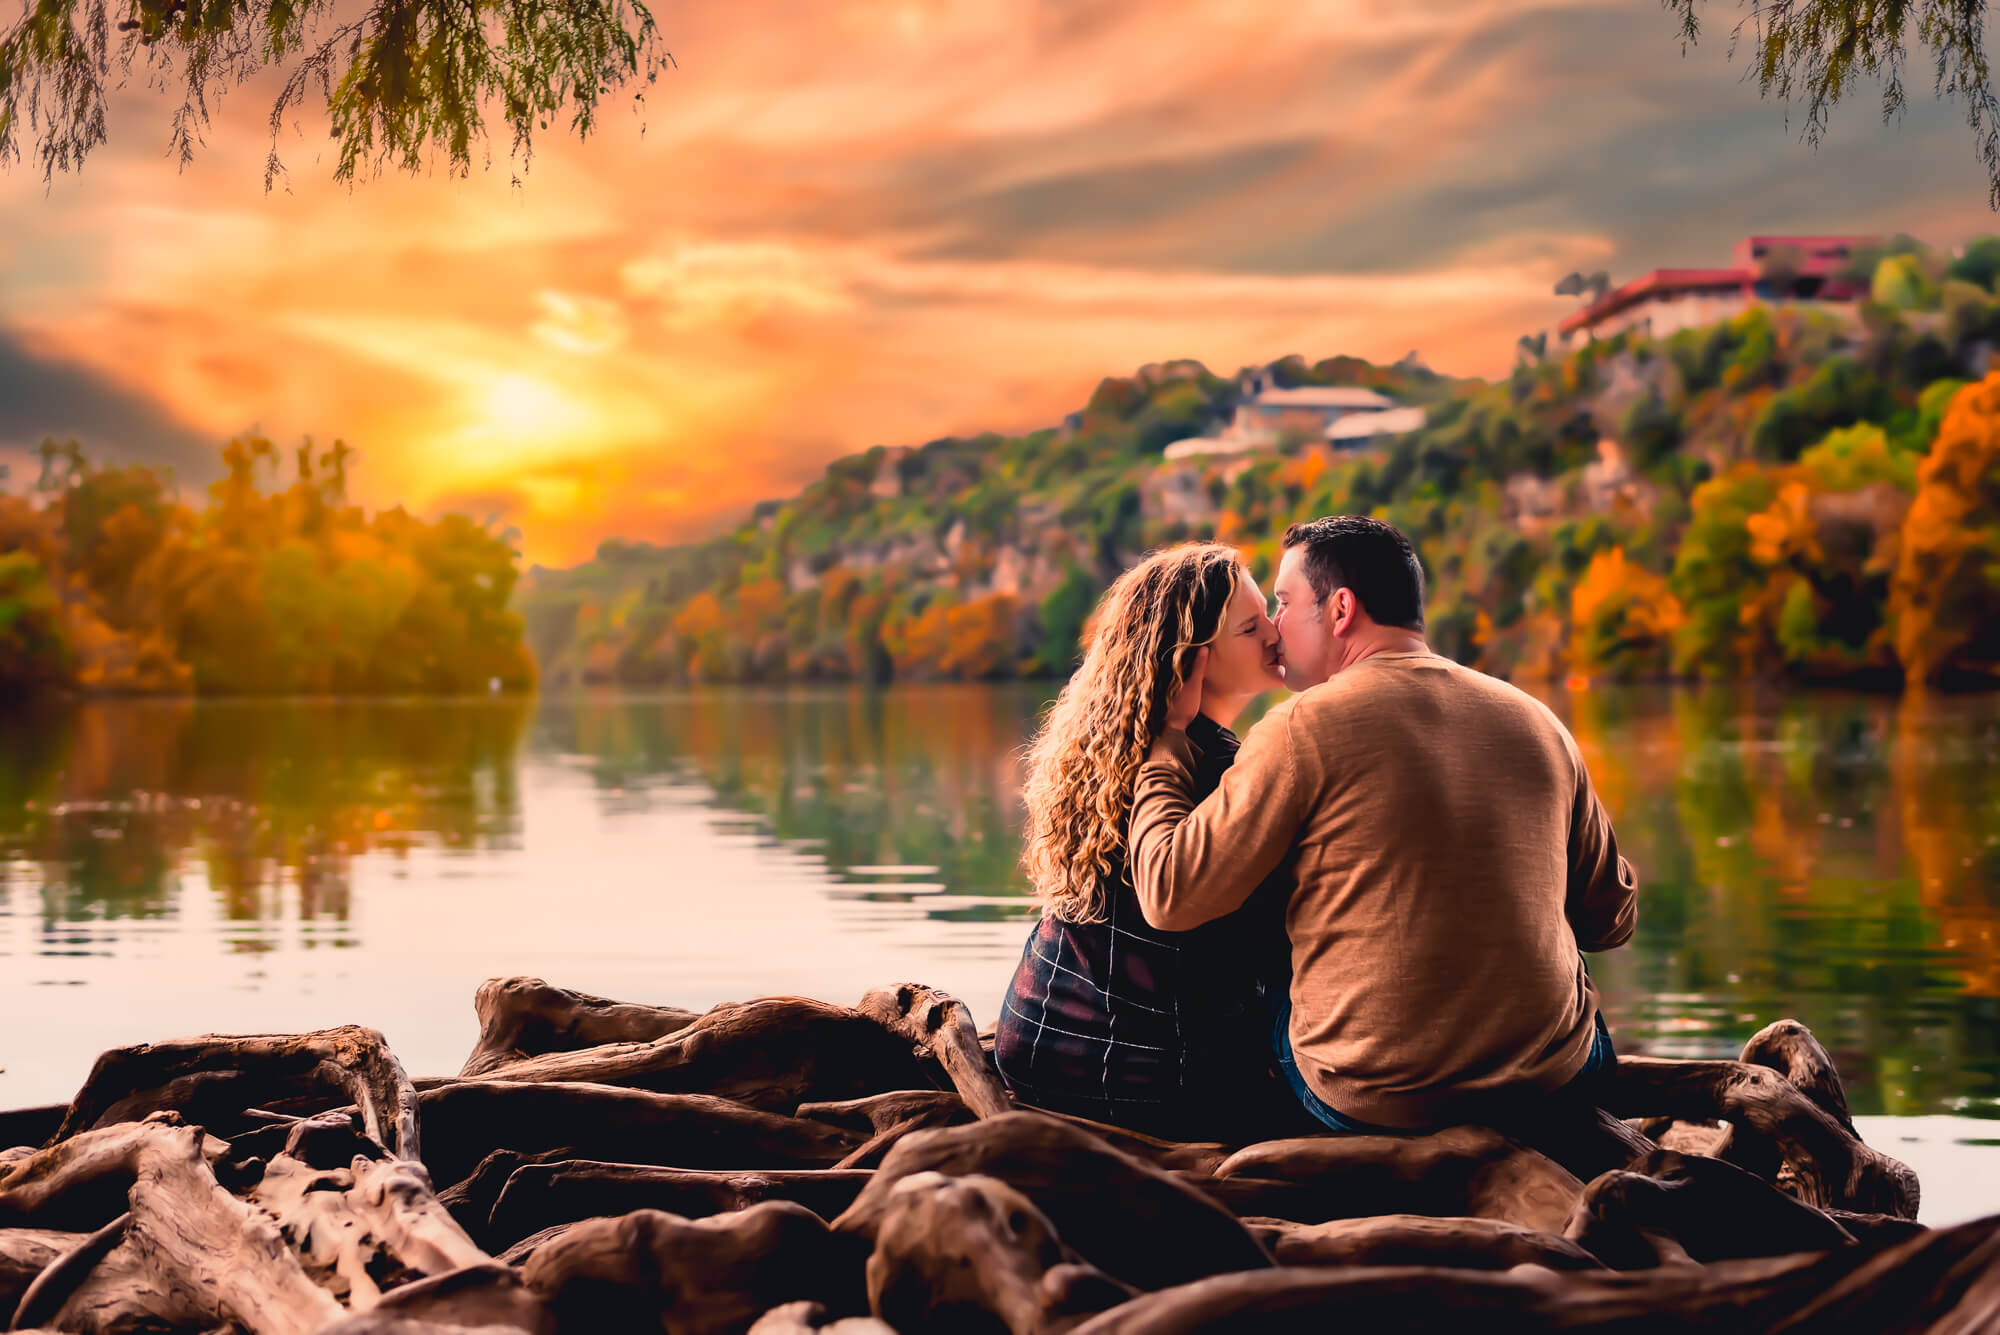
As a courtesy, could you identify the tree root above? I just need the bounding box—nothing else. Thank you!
[0,985,1957,1335]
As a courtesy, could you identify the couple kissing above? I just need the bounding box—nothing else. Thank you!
[995,515,1638,1143]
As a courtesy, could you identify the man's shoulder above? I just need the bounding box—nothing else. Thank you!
[1289,653,1574,738]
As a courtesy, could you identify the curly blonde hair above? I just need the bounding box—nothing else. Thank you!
[1020,543,1244,922]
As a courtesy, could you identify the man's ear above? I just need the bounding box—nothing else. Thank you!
[1329,587,1355,636]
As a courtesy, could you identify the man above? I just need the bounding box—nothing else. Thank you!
[1129,515,1636,1133]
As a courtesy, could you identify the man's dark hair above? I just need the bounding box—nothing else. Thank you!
[1280,515,1426,632]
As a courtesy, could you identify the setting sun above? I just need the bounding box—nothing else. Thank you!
[477,374,592,444]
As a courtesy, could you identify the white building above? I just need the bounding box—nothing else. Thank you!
[1163,373,1410,460]
[1325,405,1428,448]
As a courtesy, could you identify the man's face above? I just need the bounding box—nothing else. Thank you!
[1271,547,1337,691]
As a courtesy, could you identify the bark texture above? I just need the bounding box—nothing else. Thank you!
[0,980,1956,1335]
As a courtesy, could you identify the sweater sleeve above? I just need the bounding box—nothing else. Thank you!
[1565,741,1638,952]
[1128,704,1307,932]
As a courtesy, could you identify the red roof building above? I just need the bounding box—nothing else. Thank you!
[1557,236,1877,346]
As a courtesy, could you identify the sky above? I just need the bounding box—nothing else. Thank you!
[3,0,1999,566]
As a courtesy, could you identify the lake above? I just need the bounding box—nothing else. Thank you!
[3,684,1997,1223]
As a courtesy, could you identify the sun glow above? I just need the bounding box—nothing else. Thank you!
[481,374,590,439]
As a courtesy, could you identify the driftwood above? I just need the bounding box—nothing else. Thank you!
[746,1301,896,1333]
[1607,1054,1919,1217]
[1062,1212,2000,1333]
[523,1203,866,1335]
[469,997,940,1113]
[855,984,1014,1119]
[835,1112,1273,1293]
[1212,1124,1586,1232]
[459,977,704,1079]
[0,977,1957,1335]
[862,1172,1134,1334]
[1252,1212,1604,1271]
[4,1116,343,1335]
[1563,1150,1856,1270]
[415,1080,862,1191]
[486,1161,876,1252]
[50,1028,420,1164]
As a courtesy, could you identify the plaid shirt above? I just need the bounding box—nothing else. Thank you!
[995,714,1291,1139]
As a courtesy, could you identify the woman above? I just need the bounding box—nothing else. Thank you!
[994,543,1297,1142]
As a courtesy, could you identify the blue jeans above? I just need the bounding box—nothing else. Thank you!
[1270,999,1617,1135]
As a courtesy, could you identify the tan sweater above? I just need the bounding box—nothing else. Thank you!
[1129,651,1636,1130]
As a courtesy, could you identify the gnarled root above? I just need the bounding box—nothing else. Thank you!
[748,1300,897,1334]
[486,1162,876,1253]
[417,1081,864,1193]
[834,1112,1271,1293]
[863,1172,1134,1334]
[523,1203,867,1335]
[1563,1150,1855,1269]
[1213,1125,1585,1234]
[248,1155,490,1307]
[1063,1213,2000,1333]
[460,977,703,1079]
[1,1226,88,1321]
[8,1116,342,1335]
[466,998,940,1113]
[1607,1056,1918,1217]
[50,1027,420,1164]
[855,984,1012,1119]
[1256,1213,1603,1272]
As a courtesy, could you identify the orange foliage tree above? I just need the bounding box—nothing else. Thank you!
[0,437,533,696]
[1568,547,1685,680]
[1891,373,2000,686]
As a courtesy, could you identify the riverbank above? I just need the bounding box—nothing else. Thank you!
[0,978,1985,1333]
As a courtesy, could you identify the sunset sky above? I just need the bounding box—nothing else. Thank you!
[3,0,1998,566]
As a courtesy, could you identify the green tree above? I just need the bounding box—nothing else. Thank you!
[1671,465,1782,676]
[1873,254,1941,311]
[1034,566,1099,674]
[0,0,668,186]
[0,550,70,691]
[1951,236,2000,290]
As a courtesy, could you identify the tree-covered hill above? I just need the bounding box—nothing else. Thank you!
[521,236,2000,692]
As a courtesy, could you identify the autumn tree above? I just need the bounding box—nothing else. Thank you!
[1569,547,1685,681]
[1891,373,2000,686]
[0,0,669,187]
[1665,1,2000,206]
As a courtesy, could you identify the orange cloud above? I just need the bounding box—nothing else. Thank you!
[0,0,1991,564]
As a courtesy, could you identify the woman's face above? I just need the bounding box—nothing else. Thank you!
[1202,567,1285,698]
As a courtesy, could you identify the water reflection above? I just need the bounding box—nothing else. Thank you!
[0,697,528,945]
[0,685,1995,1132]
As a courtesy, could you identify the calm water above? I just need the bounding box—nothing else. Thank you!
[2,685,1997,1222]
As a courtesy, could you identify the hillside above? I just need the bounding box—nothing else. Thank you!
[517,237,2000,691]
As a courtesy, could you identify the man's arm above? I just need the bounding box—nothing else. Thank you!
[1129,676,1309,932]
[1566,744,1637,951]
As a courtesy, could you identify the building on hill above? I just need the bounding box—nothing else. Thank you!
[1163,372,1413,460]
[1325,405,1429,449]
[1557,235,1876,348]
